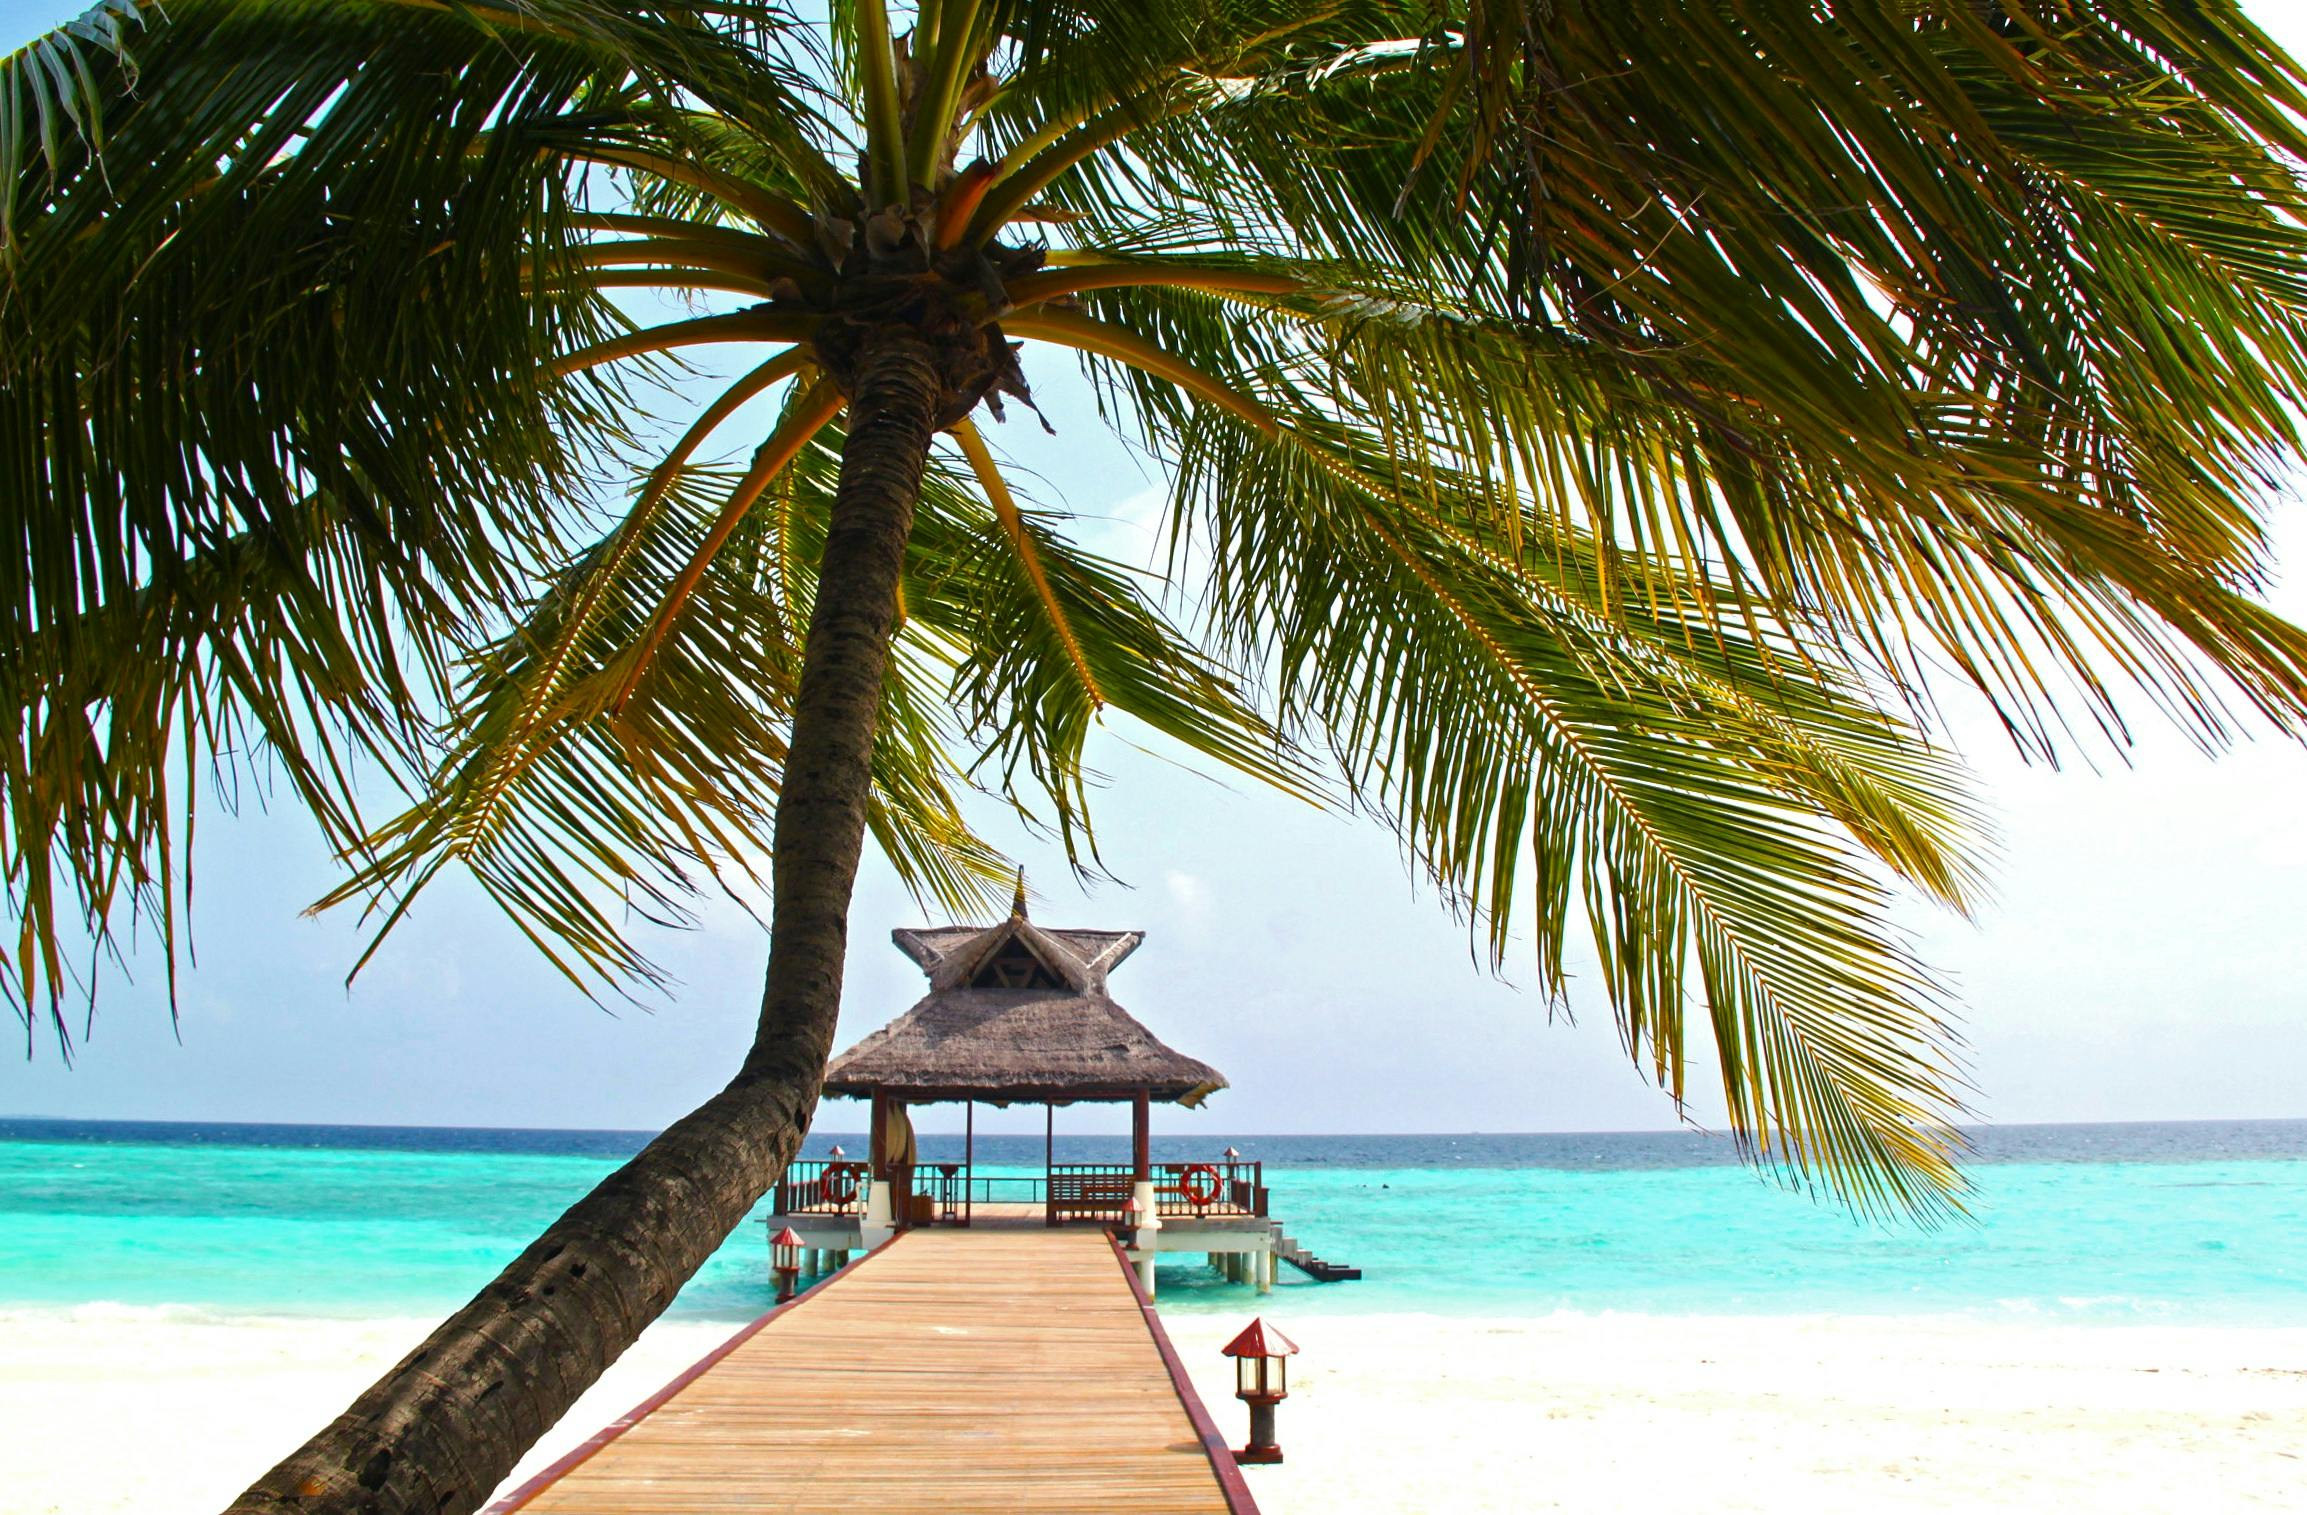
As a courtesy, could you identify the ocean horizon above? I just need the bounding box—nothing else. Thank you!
[12,1111,2307,1149]
[6,1115,2304,1327]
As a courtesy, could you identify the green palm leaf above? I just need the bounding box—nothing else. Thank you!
[1015,3,2307,749]
[1180,400,1984,1216]
[321,444,1011,990]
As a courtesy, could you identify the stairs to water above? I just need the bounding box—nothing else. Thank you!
[1272,1229,1361,1283]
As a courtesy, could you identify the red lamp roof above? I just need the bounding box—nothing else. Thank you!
[770,1225,804,1248]
[1221,1317,1299,1358]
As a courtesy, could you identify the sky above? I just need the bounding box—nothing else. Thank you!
[5,0,2307,1140]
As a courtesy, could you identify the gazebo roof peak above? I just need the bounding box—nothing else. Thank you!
[891,913,1144,996]
[826,911,1224,1108]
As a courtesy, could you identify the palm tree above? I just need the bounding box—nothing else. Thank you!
[10,0,2307,1509]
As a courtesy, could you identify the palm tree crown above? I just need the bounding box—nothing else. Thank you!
[12,0,2307,1220]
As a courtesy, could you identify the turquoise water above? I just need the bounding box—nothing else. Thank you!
[3,1119,2303,1325]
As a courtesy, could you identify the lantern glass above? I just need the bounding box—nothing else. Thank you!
[1236,1354,1284,1398]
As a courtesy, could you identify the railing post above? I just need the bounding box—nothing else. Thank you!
[861,1172,896,1250]
[1131,1174,1161,1299]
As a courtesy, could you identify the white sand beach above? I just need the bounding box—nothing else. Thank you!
[1168,1313,2307,1513]
[4,1305,2303,1514]
[0,1306,731,1515]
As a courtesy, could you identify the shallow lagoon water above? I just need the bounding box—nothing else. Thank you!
[4,1118,2302,1324]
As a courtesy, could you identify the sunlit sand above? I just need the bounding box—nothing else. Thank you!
[6,1305,2304,1514]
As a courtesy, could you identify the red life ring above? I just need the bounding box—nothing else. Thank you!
[1179,1163,1222,1208]
[820,1164,859,1206]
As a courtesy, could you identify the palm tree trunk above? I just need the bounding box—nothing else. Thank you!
[227,334,943,1515]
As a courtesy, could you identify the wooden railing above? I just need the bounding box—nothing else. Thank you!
[774,1159,870,1216]
[1156,1160,1266,1219]
[1046,1161,1268,1224]
[1047,1163,1137,1225]
[778,1158,1270,1226]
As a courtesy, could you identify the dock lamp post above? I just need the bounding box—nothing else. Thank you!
[770,1225,804,1304]
[1220,1318,1299,1465]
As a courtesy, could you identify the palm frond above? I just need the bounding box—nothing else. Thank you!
[325,377,1318,993]
[1013,294,1986,1210]
[0,0,845,1037]
[0,489,448,1049]
[324,448,1010,992]
[998,3,2307,757]
[909,426,1312,864]
[1177,401,1984,1217]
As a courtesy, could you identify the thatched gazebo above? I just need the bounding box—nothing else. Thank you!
[821,883,1228,1227]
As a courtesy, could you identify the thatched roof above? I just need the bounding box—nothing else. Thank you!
[823,908,1227,1107]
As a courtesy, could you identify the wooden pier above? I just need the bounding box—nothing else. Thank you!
[488,1222,1257,1515]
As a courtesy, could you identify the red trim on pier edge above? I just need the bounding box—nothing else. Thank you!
[481,1230,906,1513]
[1107,1232,1263,1515]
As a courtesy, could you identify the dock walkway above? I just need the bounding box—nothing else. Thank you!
[490,1225,1254,1515]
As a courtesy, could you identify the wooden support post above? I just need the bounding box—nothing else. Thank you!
[1129,1089,1160,1298]
[861,1089,896,1244]
[867,1089,911,1236]
[1044,1103,1056,1227]
[963,1099,975,1228]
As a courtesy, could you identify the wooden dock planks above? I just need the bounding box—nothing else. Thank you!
[495,1227,1249,1515]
